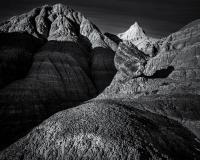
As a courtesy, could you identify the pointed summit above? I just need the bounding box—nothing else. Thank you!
[118,22,146,41]
[117,22,159,56]
[130,22,140,30]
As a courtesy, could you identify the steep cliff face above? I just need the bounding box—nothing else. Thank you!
[0,4,116,150]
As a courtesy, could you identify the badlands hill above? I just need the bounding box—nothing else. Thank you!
[0,3,200,160]
[0,4,117,150]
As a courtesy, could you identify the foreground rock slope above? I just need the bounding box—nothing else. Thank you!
[0,4,200,160]
[1,100,200,159]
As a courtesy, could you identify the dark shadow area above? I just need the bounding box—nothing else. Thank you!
[104,32,122,45]
[40,40,117,93]
[0,32,44,51]
[144,66,174,79]
[91,47,117,92]
[0,32,44,89]
[40,40,91,70]
[0,36,117,151]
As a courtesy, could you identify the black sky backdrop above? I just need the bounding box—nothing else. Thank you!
[0,0,199,37]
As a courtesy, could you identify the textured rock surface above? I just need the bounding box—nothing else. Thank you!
[0,4,116,150]
[118,22,159,57]
[118,22,146,41]
[99,19,200,140]
[0,100,200,160]
[0,39,97,151]
[114,41,147,80]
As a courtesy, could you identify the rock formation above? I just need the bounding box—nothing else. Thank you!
[0,4,200,160]
[0,4,116,150]
[114,41,147,80]
[100,19,200,140]
[118,22,159,57]
[118,22,146,41]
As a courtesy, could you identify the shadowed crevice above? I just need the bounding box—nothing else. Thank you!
[144,66,174,79]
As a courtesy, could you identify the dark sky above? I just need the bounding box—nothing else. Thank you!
[0,0,199,37]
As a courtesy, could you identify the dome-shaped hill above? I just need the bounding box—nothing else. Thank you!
[0,4,117,150]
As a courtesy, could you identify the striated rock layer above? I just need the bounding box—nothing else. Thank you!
[0,32,43,88]
[0,4,116,150]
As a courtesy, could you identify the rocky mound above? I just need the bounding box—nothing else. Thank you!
[0,100,200,160]
[0,4,117,150]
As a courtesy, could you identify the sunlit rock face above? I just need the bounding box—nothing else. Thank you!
[114,41,147,80]
[0,4,117,150]
[118,22,159,57]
